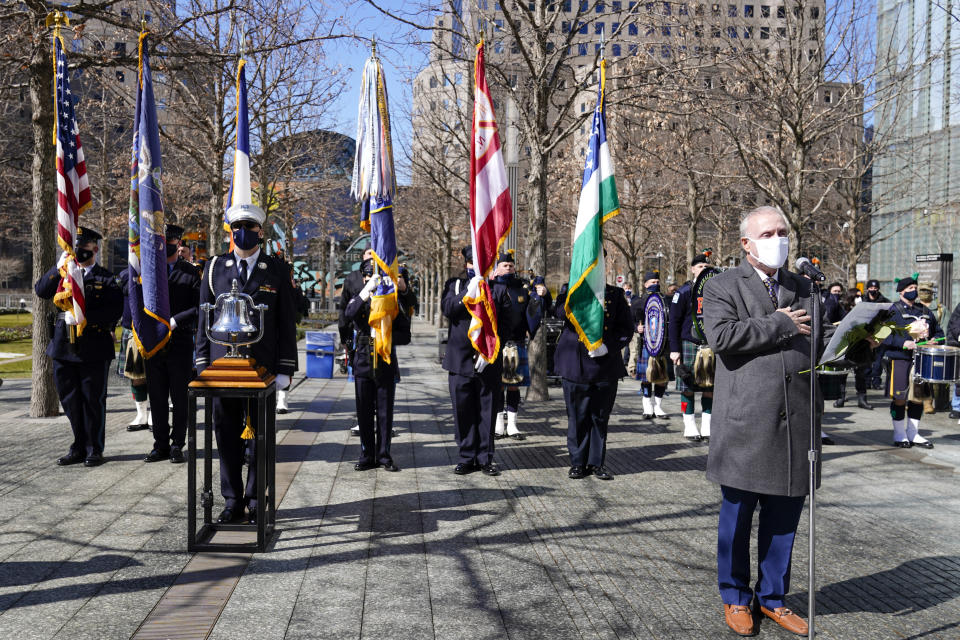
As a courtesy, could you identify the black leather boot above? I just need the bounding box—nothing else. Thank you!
[857,394,872,410]
[833,396,846,408]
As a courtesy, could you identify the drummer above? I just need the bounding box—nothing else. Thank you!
[882,275,943,449]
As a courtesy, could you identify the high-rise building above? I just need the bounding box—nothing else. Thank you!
[411,1,834,280]
[872,0,959,309]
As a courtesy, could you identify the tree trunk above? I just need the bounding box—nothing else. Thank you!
[525,154,549,402]
[30,40,60,418]
[208,186,222,258]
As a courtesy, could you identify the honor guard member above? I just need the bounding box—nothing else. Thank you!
[668,254,714,442]
[631,271,669,419]
[554,278,634,480]
[344,259,413,472]
[339,248,374,434]
[35,226,123,467]
[196,203,298,524]
[702,207,838,637]
[442,246,512,476]
[882,275,942,449]
[491,250,536,440]
[143,224,201,464]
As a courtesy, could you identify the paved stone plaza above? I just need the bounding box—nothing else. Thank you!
[1,320,959,639]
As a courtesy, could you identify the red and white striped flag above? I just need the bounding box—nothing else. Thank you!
[52,33,91,333]
[464,41,513,363]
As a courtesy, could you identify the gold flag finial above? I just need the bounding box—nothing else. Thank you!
[45,10,70,29]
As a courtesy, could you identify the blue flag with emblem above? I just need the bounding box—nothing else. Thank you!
[352,49,399,365]
[127,32,171,358]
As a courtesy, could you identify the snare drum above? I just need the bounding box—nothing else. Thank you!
[818,364,847,400]
[913,345,960,384]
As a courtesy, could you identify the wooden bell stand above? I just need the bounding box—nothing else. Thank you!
[187,356,277,552]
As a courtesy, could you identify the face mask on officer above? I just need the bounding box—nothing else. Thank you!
[76,245,96,265]
[231,222,261,251]
[903,290,918,302]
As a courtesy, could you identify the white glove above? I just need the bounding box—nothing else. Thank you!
[588,344,609,358]
[359,274,380,301]
[275,373,291,390]
[169,317,177,330]
[475,357,489,373]
[381,275,394,290]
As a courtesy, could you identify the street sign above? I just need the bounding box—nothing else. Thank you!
[615,274,625,286]
[855,263,868,282]
[915,253,953,262]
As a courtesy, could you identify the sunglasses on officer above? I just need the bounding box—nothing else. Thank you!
[230,221,261,231]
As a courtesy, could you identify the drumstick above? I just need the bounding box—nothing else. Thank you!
[915,336,946,347]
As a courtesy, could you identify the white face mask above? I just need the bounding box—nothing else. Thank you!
[748,236,789,269]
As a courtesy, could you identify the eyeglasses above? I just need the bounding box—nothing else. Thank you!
[230,221,260,230]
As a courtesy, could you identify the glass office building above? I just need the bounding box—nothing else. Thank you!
[873,0,959,312]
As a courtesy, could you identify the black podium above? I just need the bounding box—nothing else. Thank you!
[187,383,277,552]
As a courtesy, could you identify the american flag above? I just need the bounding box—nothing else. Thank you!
[52,35,91,333]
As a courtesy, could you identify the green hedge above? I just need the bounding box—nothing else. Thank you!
[0,327,31,343]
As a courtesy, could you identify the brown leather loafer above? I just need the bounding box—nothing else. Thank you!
[724,604,757,636]
[760,606,808,636]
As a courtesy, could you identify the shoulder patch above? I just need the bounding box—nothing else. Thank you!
[671,293,680,304]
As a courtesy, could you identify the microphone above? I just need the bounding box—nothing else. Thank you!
[795,257,826,282]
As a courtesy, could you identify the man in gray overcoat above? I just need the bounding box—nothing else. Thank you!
[702,206,835,637]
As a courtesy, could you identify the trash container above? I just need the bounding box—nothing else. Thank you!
[306,331,336,378]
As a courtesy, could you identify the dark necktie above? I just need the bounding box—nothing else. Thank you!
[238,259,247,285]
[763,276,779,308]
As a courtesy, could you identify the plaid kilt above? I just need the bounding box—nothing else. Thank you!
[636,342,668,383]
[675,340,700,392]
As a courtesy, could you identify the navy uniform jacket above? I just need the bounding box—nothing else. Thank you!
[882,300,943,361]
[441,271,513,377]
[195,252,298,376]
[553,283,634,383]
[338,269,365,347]
[343,291,415,380]
[166,259,202,351]
[668,281,700,352]
[35,264,123,362]
[491,275,540,341]
[528,287,553,329]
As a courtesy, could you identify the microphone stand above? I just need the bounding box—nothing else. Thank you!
[807,280,821,638]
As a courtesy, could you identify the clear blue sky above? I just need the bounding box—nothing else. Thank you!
[322,1,432,185]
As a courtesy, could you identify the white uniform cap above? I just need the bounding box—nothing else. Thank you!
[226,203,266,225]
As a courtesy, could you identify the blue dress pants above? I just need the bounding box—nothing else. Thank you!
[718,485,805,609]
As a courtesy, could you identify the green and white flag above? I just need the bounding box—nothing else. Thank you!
[565,58,620,352]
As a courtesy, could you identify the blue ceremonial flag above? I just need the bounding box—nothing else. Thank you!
[352,51,399,364]
[127,33,171,358]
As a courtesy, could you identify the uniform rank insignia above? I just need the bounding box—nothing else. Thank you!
[259,285,276,293]
[224,259,235,267]
[257,262,267,269]
[518,296,525,302]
